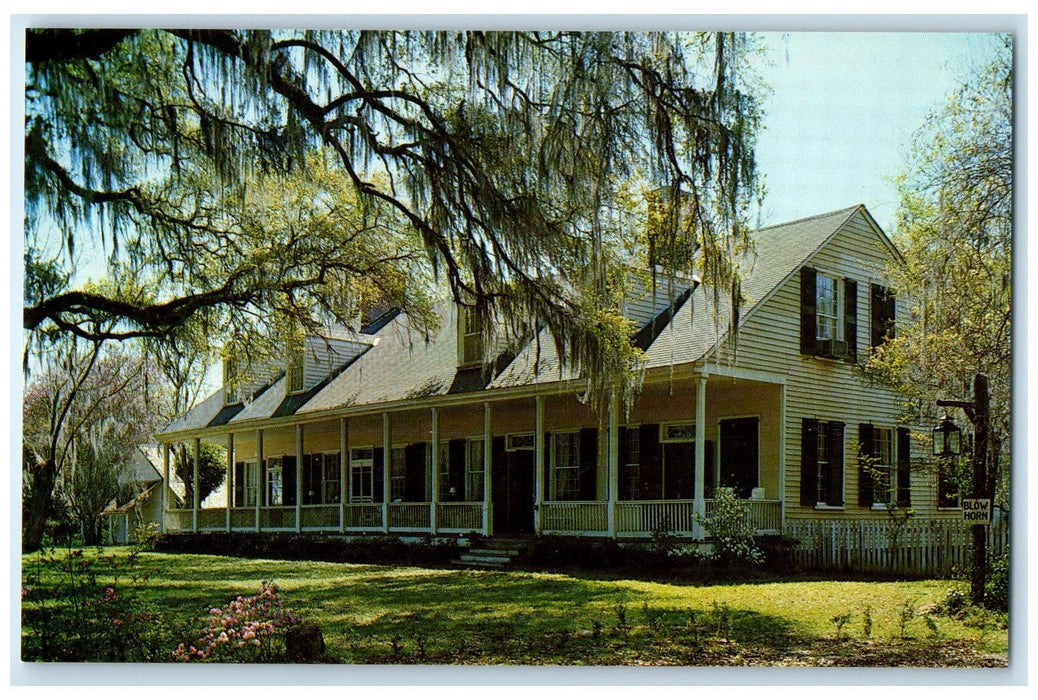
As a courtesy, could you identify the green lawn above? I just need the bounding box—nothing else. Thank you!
[21,547,1008,666]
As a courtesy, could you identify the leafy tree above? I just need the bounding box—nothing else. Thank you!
[174,442,227,509]
[863,36,1012,509]
[22,342,165,551]
[24,29,762,412]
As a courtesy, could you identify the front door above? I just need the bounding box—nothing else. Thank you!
[719,417,759,499]
[492,436,534,533]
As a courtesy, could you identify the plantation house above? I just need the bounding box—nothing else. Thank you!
[157,205,963,544]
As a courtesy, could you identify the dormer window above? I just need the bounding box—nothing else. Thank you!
[459,304,484,366]
[287,351,304,394]
[223,357,240,405]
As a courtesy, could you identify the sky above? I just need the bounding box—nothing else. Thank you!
[749,31,1006,236]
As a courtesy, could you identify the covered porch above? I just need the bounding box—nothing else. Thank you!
[161,366,784,540]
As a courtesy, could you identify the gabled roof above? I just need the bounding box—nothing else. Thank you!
[642,204,867,368]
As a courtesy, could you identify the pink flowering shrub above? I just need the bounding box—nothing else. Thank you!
[173,581,300,662]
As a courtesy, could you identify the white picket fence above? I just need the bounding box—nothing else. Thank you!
[785,518,1008,577]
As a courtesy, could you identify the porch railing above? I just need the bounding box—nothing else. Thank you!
[703,498,782,533]
[615,500,696,536]
[436,502,483,532]
[197,507,226,530]
[301,505,341,530]
[540,501,608,534]
[259,506,296,530]
[343,504,384,530]
[387,502,430,531]
[230,508,256,530]
[165,509,191,532]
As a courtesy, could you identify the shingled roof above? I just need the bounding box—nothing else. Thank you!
[642,204,864,369]
[160,204,881,433]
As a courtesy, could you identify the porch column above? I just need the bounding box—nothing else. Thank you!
[192,437,200,533]
[430,407,439,535]
[255,429,263,533]
[483,402,492,536]
[339,418,347,533]
[160,443,169,534]
[693,373,708,540]
[534,395,545,534]
[607,391,619,539]
[382,412,391,534]
[226,433,234,533]
[295,424,304,533]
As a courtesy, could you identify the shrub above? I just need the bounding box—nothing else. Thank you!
[939,587,969,617]
[984,548,1009,612]
[696,488,764,567]
[173,581,302,662]
[21,544,171,661]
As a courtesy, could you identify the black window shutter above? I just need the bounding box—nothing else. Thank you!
[639,423,661,500]
[448,439,467,499]
[844,279,857,361]
[800,268,817,355]
[234,462,244,507]
[579,427,598,500]
[858,423,875,506]
[543,431,552,500]
[404,443,425,502]
[800,418,819,506]
[704,439,715,498]
[371,447,385,500]
[896,427,912,507]
[871,284,896,349]
[302,454,314,505]
[827,422,844,506]
[283,456,297,506]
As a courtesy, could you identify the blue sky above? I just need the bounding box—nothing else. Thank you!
[750,31,1007,236]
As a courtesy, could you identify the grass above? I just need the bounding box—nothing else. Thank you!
[20,546,1009,666]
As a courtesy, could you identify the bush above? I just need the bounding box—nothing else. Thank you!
[21,545,173,661]
[984,549,1009,612]
[154,532,461,566]
[173,581,302,662]
[696,488,764,568]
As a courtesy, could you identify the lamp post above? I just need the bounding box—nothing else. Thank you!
[936,373,990,606]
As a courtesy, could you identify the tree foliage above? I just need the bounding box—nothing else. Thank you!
[24,29,762,412]
[863,36,1012,506]
[174,442,227,509]
[22,341,167,551]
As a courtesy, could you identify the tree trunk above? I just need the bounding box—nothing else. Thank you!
[22,458,59,553]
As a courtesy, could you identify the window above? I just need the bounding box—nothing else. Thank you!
[506,433,535,451]
[871,427,895,505]
[459,305,484,365]
[465,439,485,501]
[816,274,843,341]
[661,422,695,442]
[350,447,373,503]
[305,452,342,502]
[858,424,911,508]
[800,268,857,359]
[236,461,260,507]
[620,425,641,501]
[800,418,844,508]
[551,431,581,501]
[266,457,284,506]
[287,351,304,393]
[938,459,961,509]
[390,446,407,501]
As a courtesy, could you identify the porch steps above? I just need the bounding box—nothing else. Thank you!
[454,537,532,570]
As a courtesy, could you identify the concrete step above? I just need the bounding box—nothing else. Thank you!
[459,553,512,564]
[452,558,507,570]
[466,547,520,557]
